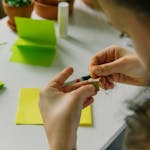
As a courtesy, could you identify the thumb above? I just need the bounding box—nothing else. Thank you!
[71,84,96,103]
[93,57,127,76]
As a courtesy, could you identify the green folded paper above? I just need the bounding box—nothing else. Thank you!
[10,17,57,66]
[10,45,55,66]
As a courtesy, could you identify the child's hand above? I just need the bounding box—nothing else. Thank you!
[39,67,97,150]
[89,45,147,89]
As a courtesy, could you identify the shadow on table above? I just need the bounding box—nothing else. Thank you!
[67,7,118,52]
[70,7,111,33]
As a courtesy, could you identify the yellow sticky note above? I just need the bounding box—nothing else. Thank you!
[16,88,43,124]
[16,88,93,126]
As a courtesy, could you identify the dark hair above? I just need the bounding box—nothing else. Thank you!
[114,0,150,13]
[113,0,150,20]
[124,99,150,149]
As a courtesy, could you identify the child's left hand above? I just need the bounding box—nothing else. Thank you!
[39,67,97,150]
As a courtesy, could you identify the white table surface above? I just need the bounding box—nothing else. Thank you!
[0,0,144,150]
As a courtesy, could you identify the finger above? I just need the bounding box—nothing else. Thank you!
[90,57,127,77]
[71,84,96,103]
[111,74,142,86]
[63,80,89,93]
[89,46,116,66]
[89,45,121,76]
[106,76,115,89]
[100,77,114,90]
[50,67,73,86]
[89,51,107,78]
[100,77,108,90]
[104,81,114,90]
[83,97,94,109]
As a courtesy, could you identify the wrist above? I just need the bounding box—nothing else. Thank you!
[45,124,77,150]
[49,134,77,150]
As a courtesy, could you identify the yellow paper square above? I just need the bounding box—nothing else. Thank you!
[16,88,93,126]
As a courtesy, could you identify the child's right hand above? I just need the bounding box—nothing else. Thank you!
[89,45,147,89]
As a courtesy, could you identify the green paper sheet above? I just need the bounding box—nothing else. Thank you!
[10,17,56,66]
[10,45,55,66]
[15,17,56,45]
[16,88,93,126]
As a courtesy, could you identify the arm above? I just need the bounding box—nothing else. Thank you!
[39,67,97,150]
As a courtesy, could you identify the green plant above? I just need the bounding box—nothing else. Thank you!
[5,0,32,7]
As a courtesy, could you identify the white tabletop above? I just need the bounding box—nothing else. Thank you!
[0,0,144,150]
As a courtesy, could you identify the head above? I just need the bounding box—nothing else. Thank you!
[124,98,150,150]
[95,0,150,80]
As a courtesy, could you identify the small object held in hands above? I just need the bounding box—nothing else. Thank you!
[88,78,100,92]
[65,75,101,92]
[64,75,91,86]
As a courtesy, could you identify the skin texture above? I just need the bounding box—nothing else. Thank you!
[39,67,97,150]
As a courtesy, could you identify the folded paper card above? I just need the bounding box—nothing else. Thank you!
[10,45,55,66]
[16,88,93,126]
[10,17,56,66]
